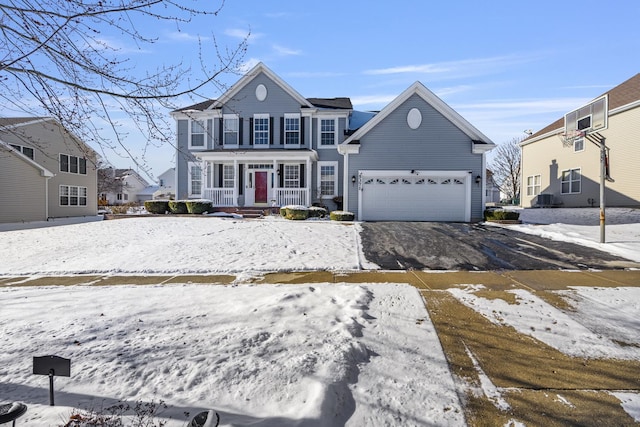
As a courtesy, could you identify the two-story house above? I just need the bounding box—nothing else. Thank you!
[98,167,151,205]
[171,63,351,212]
[0,117,98,223]
[172,63,495,222]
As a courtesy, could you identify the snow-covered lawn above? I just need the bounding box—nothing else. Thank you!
[1,208,639,425]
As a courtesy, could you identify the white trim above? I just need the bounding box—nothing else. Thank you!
[187,161,203,197]
[342,82,494,148]
[0,140,54,177]
[194,150,318,162]
[284,113,301,147]
[188,119,206,150]
[560,167,582,195]
[317,161,339,199]
[212,62,313,109]
[223,114,240,148]
[342,153,350,209]
[317,117,338,149]
[526,174,542,196]
[253,113,270,148]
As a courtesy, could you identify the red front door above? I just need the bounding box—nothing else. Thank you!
[255,172,268,203]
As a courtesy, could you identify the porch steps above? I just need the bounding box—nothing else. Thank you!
[234,208,266,219]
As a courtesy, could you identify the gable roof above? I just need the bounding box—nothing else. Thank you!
[173,99,216,112]
[211,62,313,109]
[0,140,55,177]
[342,81,494,146]
[523,73,640,144]
[0,116,97,156]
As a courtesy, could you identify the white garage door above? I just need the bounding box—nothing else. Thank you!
[360,172,469,221]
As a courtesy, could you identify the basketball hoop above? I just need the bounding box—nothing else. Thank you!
[560,129,586,147]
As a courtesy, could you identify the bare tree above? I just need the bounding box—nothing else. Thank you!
[0,0,247,176]
[490,137,522,204]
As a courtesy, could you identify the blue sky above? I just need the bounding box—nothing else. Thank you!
[22,1,640,180]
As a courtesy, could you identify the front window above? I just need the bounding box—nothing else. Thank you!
[526,175,541,196]
[189,162,202,196]
[285,114,300,146]
[59,153,87,174]
[223,114,239,146]
[284,164,300,188]
[223,165,234,188]
[190,120,205,148]
[318,161,338,197]
[561,168,581,194]
[60,185,88,206]
[320,118,336,146]
[254,114,269,146]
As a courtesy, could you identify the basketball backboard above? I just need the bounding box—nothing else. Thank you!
[564,94,608,135]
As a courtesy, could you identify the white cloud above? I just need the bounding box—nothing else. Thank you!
[238,58,262,73]
[350,94,397,108]
[272,44,302,56]
[364,54,541,79]
[167,31,209,42]
[225,28,263,42]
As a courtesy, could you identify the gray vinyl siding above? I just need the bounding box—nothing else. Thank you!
[176,119,191,199]
[0,120,98,219]
[0,152,48,223]
[220,74,311,149]
[346,94,485,221]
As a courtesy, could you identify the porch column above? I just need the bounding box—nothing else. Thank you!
[306,157,311,206]
[273,159,278,202]
[233,159,238,206]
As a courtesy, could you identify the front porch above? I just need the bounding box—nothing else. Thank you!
[193,149,318,208]
[202,188,310,207]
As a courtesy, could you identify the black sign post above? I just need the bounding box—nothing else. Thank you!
[33,355,71,406]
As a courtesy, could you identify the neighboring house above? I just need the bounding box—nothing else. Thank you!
[153,168,176,200]
[99,168,151,204]
[0,141,54,223]
[171,63,495,221]
[0,117,98,222]
[485,169,501,205]
[521,73,640,208]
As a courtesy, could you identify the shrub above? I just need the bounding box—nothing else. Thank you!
[63,399,170,427]
[109,205,128,214]
[330,211,355,221]
[308,206,327,219]
[280,206,288,217]
[144,200,169,214]
[186,200,212,214]
[484,209,520,221]
[168,200,188,214]
[284,206,309,220]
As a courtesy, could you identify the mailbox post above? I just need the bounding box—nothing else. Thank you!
[33,355,71,406]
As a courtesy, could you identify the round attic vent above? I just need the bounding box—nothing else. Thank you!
[256,84,267,101]
[407,108,422,129]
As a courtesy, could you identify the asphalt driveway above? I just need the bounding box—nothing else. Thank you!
[359,222,639,270]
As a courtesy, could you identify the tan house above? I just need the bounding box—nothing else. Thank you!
[0,117,98,222]
[520,74,640,208]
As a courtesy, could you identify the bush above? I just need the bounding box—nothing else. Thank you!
[280,206,288,217]
[284,205,309,220]
[168,200,188,214]
[109,205,128,214]
[484,209,520,221]
[186,200,212,214]
[308,206,327,219]
[330,211,355,221]
[144,200,169,214]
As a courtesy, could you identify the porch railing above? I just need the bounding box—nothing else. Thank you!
[203,188,234,206]
[275,188,309,206]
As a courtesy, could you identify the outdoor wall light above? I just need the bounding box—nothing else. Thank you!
[475,175,482,185]
[351,175,356,185]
